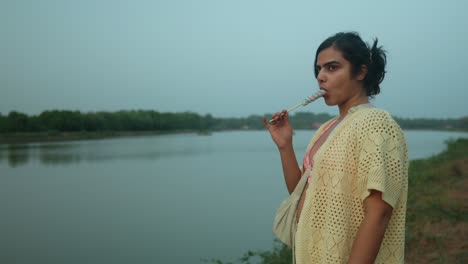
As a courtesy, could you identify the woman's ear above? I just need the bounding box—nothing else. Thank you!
[356,65,368,81]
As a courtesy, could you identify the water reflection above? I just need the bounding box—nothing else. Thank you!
[0,134,214,167]
[0,143,76,167]
[3,144,30,167]
[1,131,468,168]
[39,147,82,165]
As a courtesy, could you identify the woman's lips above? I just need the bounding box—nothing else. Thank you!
[320,88,328,97]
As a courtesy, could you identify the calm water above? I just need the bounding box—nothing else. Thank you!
[1,130,467,264]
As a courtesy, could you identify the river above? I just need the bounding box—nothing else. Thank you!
[1,130,467,264]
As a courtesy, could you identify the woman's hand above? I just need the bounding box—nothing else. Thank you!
[262,110,294,150]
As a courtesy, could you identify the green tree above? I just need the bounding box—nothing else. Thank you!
[6,111,29,132]
[0,113,7,132]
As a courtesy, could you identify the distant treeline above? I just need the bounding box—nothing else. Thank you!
[0,110,467,133]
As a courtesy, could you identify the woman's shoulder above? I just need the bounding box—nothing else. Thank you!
[353,107,397,124]
[350,107,403,134]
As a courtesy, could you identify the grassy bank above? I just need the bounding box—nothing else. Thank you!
[210,138,468,264]
[405,138,468,263]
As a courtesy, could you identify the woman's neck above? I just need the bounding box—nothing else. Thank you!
[338,93,369,117]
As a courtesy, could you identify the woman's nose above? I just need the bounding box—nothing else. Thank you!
[317,70,326,83]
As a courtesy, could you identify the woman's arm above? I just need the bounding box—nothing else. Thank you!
[263,111,302,193]
[348,190,393,264]
[277,143,302,194]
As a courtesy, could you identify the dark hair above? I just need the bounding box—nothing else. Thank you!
[314,32,387,97]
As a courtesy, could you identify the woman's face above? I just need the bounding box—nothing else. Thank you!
[315,47,367,107]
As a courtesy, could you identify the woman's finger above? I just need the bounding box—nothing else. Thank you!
[262,116,269,128]
[267,109,289,126]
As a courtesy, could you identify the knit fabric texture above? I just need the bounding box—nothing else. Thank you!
[294,104,408,264]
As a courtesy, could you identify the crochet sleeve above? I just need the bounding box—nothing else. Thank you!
[357,116,408,208]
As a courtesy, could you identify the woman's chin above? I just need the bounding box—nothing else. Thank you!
[323,98,335,106]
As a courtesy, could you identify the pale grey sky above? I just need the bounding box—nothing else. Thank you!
[2,0,467,118]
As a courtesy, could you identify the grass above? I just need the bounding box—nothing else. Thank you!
[405,138,468,263]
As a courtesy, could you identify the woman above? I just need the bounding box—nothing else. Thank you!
[263,32,408,263]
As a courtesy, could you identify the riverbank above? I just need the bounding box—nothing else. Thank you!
[217,138,468,264]
[405,138,468,263]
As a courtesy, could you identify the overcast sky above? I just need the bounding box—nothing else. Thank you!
[2,0,467,119]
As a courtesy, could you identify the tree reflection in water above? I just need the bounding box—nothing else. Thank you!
[0,143,77,167]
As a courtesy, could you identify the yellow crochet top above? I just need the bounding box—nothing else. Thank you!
[295,104,408,264]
